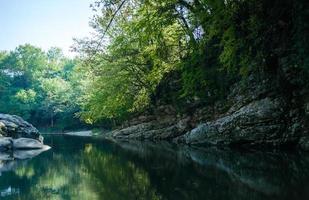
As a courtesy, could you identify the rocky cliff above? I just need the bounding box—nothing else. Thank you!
[104,69,309,150]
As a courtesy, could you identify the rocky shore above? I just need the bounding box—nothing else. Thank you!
[0,114,50,156]
[103,72,309,151]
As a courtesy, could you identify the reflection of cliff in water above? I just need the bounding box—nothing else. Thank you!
[0,136,309,200]
[112,140,309,200]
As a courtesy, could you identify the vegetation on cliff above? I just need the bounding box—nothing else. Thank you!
[74,0,308,125]
[1,0,308,131]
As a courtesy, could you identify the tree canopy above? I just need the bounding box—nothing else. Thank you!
[74,0,308,124]
[1,0,308,129]
[0,44,87,131]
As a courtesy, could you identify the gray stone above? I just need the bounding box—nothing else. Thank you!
[12,138,48,150]
[0,152,12,161]
[0,113,41,142]
[1,137,50,151]
[105,115,190,141]
[102,71,308,150]
[178,97,286,146]
[13,147,51,159]
[0,138,12,150]
[181,123,218,145]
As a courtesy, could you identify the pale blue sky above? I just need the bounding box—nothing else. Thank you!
[0,0,94,56]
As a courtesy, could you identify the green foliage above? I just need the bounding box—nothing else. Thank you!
[76,0,188,122]
[74,0,309,124]
[33,0,300,123]
[0,44,86,131]
[0,0,307,129]
[15,89,37,103]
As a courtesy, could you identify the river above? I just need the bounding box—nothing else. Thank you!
[0,135,309,200]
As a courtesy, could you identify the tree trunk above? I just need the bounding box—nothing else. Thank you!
[51,113,54,127]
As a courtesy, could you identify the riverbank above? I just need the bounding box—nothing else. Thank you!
[102,72,309,151]
[42,130,93,137]
[63,131,92,137]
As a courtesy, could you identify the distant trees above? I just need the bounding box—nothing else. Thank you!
[0,44,85,131]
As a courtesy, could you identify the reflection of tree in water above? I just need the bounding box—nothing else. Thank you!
[1,136,309,200]
[82,144,162,200]
[2,143,161,200]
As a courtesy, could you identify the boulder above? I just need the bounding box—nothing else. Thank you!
[0,137,50,151]
[0,114,42,142]
[12,138,49,150]
[0,114,50,157]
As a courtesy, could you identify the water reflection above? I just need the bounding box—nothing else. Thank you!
[82,144,161,200]
[0,135,309,200]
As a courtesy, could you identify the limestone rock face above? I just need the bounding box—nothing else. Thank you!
[176,98,288,146]
[103,70,308,149]
[0,114,42,142]
[105,115,190,141]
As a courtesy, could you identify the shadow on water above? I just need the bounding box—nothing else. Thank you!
[0,135,309,200]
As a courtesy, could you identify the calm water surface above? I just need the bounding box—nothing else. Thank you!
[1,135,309,200]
